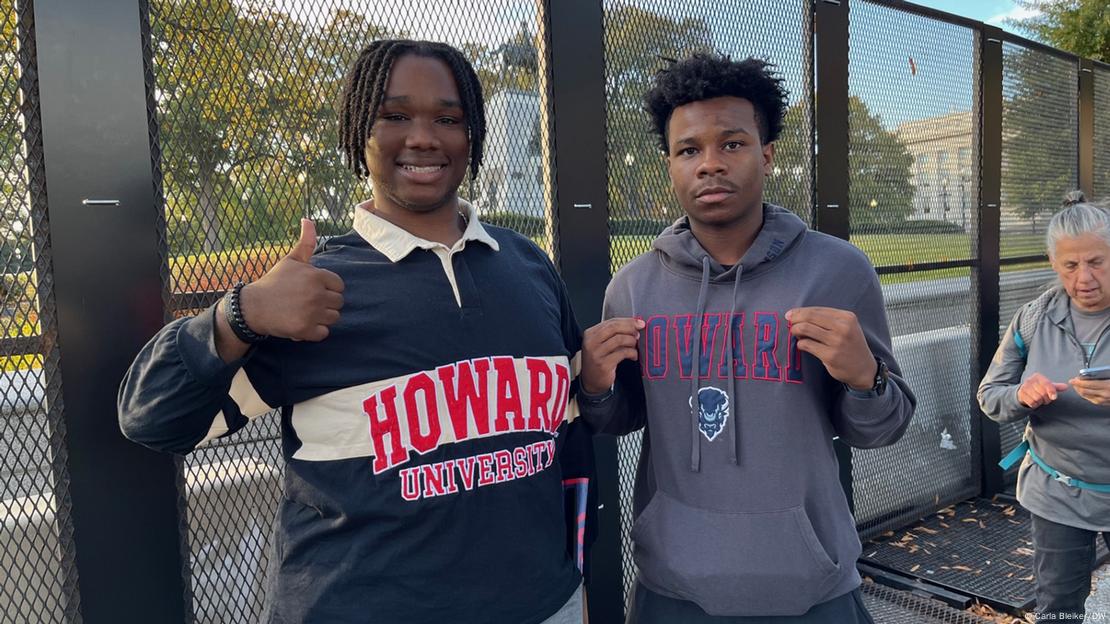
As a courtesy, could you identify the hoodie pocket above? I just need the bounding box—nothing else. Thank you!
[631,490,841,616]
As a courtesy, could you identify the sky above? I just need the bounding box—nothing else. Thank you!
[229,0,1048,130]
[909,0,1041,35]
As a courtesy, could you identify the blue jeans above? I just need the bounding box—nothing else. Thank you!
[1031,513,1110,621]
[541,585,583,624]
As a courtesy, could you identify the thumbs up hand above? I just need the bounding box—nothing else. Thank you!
[237,219,345,342]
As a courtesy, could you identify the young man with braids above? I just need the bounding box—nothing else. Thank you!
[119,39,592,623]
[578,54,915,622]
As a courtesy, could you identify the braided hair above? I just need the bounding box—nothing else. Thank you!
[339,39,486,181]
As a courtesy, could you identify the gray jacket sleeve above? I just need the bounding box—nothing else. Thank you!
[575,276,647,436]
[830,276,917,449]
[977,308,1034,424]
[117,306,273,455]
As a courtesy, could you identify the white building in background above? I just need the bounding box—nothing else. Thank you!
[473,89,544,217]
[895,110,976,229]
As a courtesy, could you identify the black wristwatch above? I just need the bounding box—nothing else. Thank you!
[845,356,888,396]
[223,282,268,344]
[870,356,889,396]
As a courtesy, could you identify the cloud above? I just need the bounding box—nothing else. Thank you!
[987,5,1042,25]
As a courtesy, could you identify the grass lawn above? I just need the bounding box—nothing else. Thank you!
[0,230,1049,373]
[609,231,1049,284]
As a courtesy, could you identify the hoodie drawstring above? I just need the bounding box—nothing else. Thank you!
[690,256,711,472]
[727,264,743,465]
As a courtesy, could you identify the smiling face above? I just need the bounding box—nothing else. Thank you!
[665,96,774,231]
[363,53,469,216]
[1052,232,1110,312]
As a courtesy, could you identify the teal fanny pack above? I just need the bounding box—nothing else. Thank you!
[1000,440,1110,493]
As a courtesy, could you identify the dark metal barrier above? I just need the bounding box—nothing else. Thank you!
[1,0,1107,621]
[1095,65,1110,206]
[0,1,81,622]
[847,0,982,540]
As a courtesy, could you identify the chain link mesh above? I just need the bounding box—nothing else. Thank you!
[848,1,981,540]
[1001,42,1077,259]
[860,581,992,624]
[142,1,549,621]
[603,0,814,275]
[602,0,813,602]
[995,42,1078,481]
[0,1,82,622]
[1095,65,1110,202]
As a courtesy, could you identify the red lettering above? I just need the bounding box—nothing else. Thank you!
[420,463,446,498]
[494,450,514,482]
[513,447,530,478]
[550,364,570,432]
[442,459,459,494]
[403,373,441,456]
[437,359,491,440]
[526,358,553,430]
[456,456,477,491]
[493,357,524,431]
[530,442,545,469]
[399,467,420,501]
[365,387,408,474]
[477,453,496,486]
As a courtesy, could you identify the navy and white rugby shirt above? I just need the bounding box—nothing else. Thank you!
[119,201,588,623]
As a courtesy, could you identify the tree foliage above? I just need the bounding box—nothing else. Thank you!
[150,1,392,254]
[603,4,713,223]
[1001,47,1078,222]
[1010,0,1109,63]
[774,96,915,229]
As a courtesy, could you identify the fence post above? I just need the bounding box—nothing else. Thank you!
[30,0,186,621]
[813,0,854,513]
[1079,58,1094,197]
[537,0,621,621]
[977,26,1004,498]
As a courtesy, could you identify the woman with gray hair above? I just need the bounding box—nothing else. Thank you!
[979,191,1110,621]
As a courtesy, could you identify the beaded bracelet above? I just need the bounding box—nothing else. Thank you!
[223,282,268,344]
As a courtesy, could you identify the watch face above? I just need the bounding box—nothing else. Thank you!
[874,359,888,394]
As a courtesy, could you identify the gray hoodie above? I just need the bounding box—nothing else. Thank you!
[578,205,915,617]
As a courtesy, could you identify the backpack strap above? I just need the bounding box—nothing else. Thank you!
[1012,287,1057,362]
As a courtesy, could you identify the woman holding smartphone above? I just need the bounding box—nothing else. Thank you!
[979,191,1110,622]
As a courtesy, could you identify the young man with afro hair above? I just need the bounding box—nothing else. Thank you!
[119,39,594,624]
[578,53,916,622]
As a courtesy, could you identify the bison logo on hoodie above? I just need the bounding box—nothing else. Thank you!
[690,386,729,442]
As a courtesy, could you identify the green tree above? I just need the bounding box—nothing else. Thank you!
[768,102,813,220]
[603,4,713,225]
[773,97,915,230]
[1010,0,1108,62]
[150,1,393,254]
[1010,1,1110,205]
[846,96,915,228]
[1,5,32,274]
[1001,47,1078,225]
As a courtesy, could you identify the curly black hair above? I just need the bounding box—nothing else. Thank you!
[339,39,486,181]
[644,53,788,152]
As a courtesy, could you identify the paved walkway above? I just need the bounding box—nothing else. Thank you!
[1086,562,1110,622]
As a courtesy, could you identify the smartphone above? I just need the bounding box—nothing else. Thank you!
[1079,364,1110,380]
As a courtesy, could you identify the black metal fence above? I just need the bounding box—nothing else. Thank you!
[1,0,1108,621]
[0,2,81,623]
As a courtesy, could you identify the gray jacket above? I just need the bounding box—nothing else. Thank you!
[978,285,1110,530]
